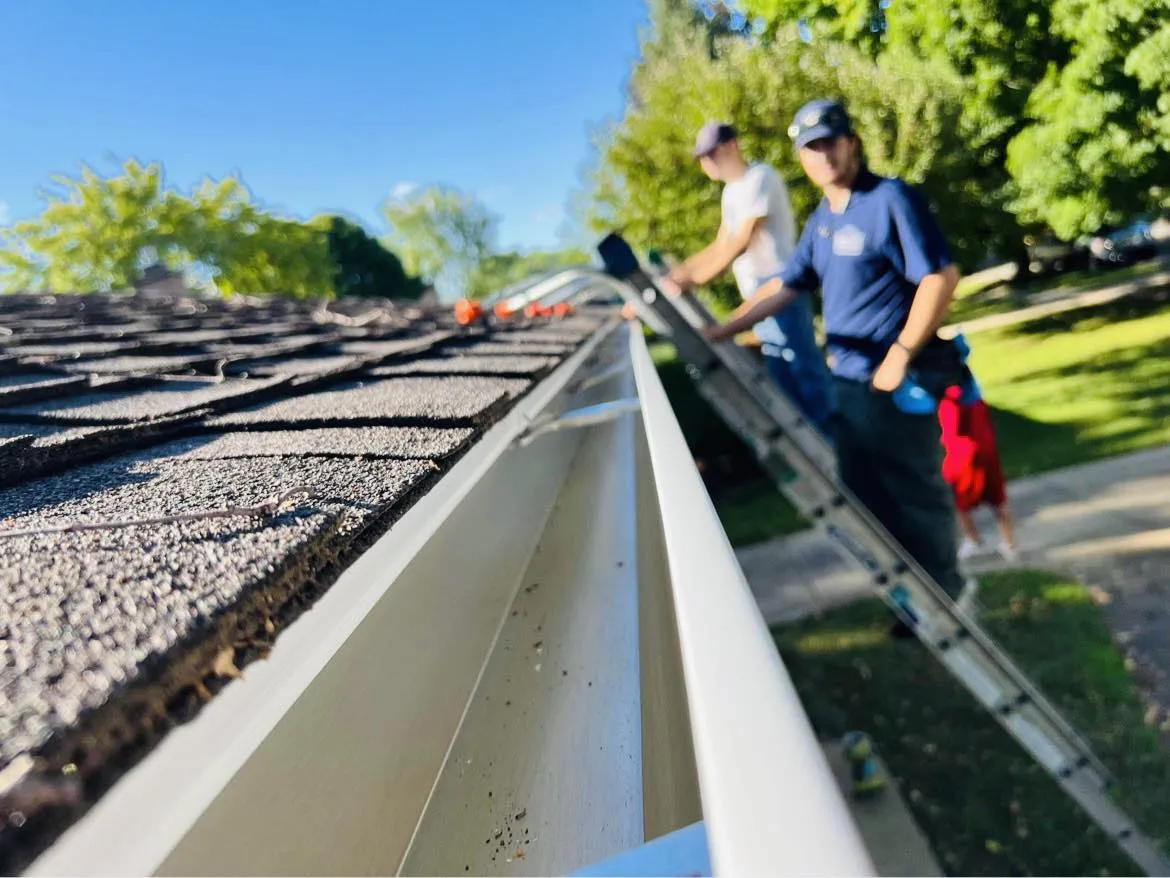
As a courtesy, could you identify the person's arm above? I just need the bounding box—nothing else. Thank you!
[893,264,960,354]
[704,218,820,341]
[682,214,767,285]
[667,168,774,291]
[871,184,962,391]
[662,227,723,293]
[704,277,796,341]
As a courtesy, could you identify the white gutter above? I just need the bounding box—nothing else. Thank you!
[25,266,875,877]
[629,327,875,876]
[27,313,623,878]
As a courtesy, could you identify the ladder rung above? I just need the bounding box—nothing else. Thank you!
[598,237,1170,878]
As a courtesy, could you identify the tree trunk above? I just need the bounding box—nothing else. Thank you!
[1007,237,1033,280]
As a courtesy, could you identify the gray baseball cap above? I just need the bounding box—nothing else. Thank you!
[693,122,737,158]
[788,99,853,149]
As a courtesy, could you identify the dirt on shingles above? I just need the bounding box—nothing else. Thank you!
[0,289,611,872]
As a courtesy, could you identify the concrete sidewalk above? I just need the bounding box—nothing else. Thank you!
[739,445,1170,721]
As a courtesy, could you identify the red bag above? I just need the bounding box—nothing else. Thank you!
[942,434,986,511]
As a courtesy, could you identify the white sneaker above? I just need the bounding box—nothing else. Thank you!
[998,541,1019,562]
[958,537,982,560]
[955,578,980,617]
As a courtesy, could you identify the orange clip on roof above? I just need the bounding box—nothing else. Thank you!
[454,298,483,326]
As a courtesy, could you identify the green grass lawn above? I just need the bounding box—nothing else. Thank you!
[775,569,1170,876]
[653,275,1170,543]
[970,285,1170,477]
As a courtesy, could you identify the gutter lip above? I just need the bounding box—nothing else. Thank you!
[25,316,621,878]
[627,327,875,877]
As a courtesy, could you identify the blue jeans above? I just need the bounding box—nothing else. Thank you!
[754,294,835,437]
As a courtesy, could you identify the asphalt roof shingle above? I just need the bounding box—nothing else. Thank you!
[169,427,476,460]
[0,447,435,767]
[0,289,610,871]
[209,375,531,428]
[369,354,560,379]
[0,377,290,425]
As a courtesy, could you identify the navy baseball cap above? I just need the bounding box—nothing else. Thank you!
[693,122,737,158]
[788,99,853,149]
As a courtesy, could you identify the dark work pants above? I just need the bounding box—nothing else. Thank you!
[832,377,965,599]
[757,296,836,439]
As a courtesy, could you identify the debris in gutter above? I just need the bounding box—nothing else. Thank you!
[212,647,242,680]
[0,763,82,831]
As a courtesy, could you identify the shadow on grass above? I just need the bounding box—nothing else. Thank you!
[1010,285,1170,337]
[977,289,1170,477]
[988,407,1087,479]
[774,570,1170,877]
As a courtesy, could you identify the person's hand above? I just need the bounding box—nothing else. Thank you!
[620,302,639,321]
[659,276,683,297]
[871,343,911,392]
[661,267,694,298]
[703,323,735,343]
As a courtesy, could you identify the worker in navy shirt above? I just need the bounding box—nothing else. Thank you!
[704,98,970,616]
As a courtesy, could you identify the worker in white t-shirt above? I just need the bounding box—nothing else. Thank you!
[662,122,835,435]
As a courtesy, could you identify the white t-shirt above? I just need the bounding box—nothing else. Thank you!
[720,163,797,299]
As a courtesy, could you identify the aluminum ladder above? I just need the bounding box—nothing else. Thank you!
[597,231,1170,877]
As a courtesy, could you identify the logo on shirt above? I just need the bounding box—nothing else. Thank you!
[832,224,866,257]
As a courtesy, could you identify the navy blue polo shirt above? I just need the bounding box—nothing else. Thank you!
[779,168,954,382]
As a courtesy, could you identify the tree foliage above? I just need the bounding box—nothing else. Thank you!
[743,0,889,53]
[0,161,333,295]
[0,160,194,293]
[1007,0,1170,237]
[321,215,424,299]
[469,246,593,299]
[174,175,336,297]
[739,0,1169,241]
[0,160,425,298]
[381,185,498,300]
[585,5,1000,307]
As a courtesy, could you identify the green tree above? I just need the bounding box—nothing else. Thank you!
[739,0,1071,266]
[0,160,336,296]
[319,215,424,299]
[381,185,498,300]
[1006,0,1170,237]
[744,0,890,54]
[469,247,592,299]
[175,175,334,296]
[0,160,189,292]
[585,10,997,308]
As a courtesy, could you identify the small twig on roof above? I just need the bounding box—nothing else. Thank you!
[311,302,393,327]
[0,486,317,541]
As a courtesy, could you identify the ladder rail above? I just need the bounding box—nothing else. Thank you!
[664,294,1108,776]
[598,237,1170,876]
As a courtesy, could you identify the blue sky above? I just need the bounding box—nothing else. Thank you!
[0,0,649,251]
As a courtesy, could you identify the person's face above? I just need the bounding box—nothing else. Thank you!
[798,135,859,188]
[698,152,721,181]
[697,140,736,182]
